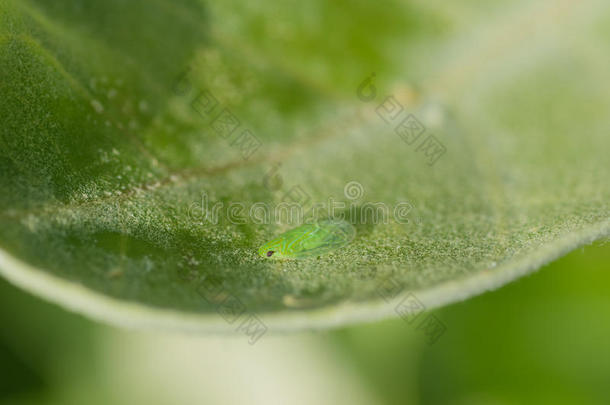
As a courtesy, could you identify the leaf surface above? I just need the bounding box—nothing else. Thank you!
[0,0,608,331]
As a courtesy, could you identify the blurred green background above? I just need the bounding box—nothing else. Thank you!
[1,242,608,405]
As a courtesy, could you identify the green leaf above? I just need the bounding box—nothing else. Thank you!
[1,0,608,332]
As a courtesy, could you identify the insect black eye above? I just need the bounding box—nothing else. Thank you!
[267,250,274,257]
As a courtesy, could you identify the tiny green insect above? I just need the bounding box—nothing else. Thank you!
[258,219,356,259]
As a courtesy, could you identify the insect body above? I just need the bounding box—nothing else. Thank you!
[258,219,356,259]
